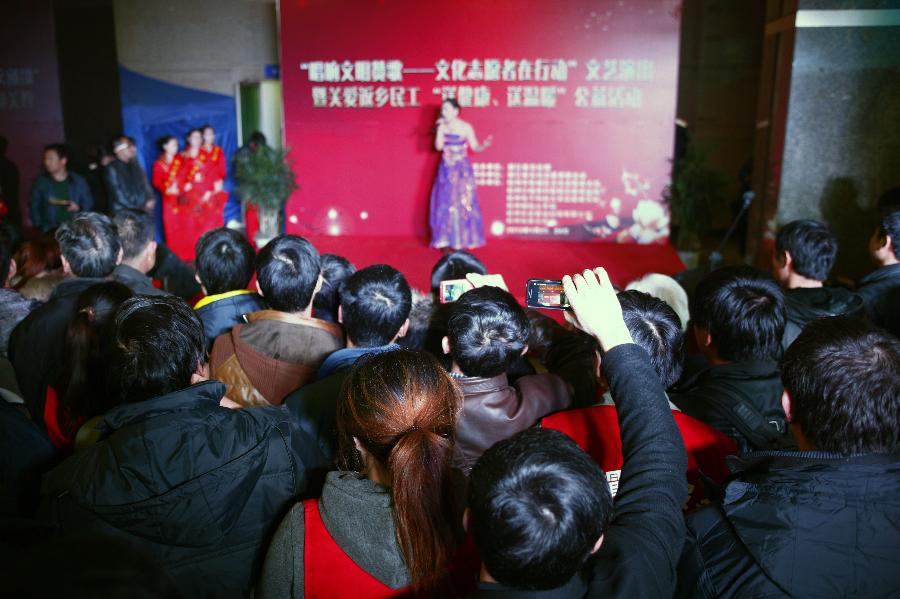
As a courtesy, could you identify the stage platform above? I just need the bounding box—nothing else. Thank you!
[304,235,684,300]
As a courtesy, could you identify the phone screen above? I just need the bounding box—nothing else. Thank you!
[525,279,570,310]
[440,279,474,304]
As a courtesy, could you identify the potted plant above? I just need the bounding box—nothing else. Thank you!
[234,145,298,247]
[663,144,727,265]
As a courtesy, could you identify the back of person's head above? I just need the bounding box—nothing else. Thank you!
[194,228,256,295]
[339,264,411,347]
[59,282,133,435]
[447,286,531,377]
[690,265,785,362]
[55,212,121,278]
[248,131,267,146]
[625,272,689,331]
[782,316,900,454]
[13,237,61,285]
[107,296,206,403]
[468,427,612,590]
[313,253,356,323]
[775,219,837,282]
[112,209,154,262]
[875,209,900,261]
[256,235,320,312]
[337,349,462,587]
[430,250,487,295]
[618,290,684,388]
[396,289,433,350]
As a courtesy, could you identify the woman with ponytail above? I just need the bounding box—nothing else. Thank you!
[259,348,477,598]
[43,281,132,452]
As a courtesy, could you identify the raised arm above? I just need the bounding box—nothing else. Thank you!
[563,269,688,596]
[465,123,492,153]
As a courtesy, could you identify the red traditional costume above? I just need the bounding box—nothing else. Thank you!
[174,145,228,262]
[152,153,193,261]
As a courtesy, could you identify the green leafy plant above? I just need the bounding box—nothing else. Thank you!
[663,144,728,250]
[234,146,298,211]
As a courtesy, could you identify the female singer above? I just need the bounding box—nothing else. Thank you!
[151,135,191,261]
[429,98,492,250]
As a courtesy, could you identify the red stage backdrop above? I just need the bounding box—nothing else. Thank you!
[280,0,681,244]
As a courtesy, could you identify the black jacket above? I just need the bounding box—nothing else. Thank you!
[782,286,865,350]
[856,263,900,338]
[671,360,793,454]
[112,263,168,297]
[0,399,56,517]
[196,291,267,352]
[40,380,330,598]
[677,451,900,598]
[8,277,108,421]
[103,158,153,213]
[474,344,689,598]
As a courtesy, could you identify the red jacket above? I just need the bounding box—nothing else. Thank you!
[543,406,737,511]
[304,499,412,598]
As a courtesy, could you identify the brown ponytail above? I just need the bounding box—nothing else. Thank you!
[337,348,463,586]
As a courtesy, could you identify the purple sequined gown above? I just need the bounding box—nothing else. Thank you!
[429,133,485,249]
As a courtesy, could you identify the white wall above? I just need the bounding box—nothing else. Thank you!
[114,0,278,96]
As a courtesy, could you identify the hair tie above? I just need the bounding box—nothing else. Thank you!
[79,306,95,320]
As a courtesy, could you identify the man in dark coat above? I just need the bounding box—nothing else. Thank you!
[284,264,412,463]
[28,144,94,232]
[40,296,330,598]
[671,266,794,453]
[111,209,167,297]
[772,219,864,349]
[8,212,121,420]
[103,136,154,214]
[468,268,688,599]
[856,208,900,337]
[677,316,900,598]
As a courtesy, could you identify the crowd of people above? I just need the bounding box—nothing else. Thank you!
[0,189,898,597]
[21,126,230,266]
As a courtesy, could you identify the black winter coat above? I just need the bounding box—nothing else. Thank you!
[671,360,793,454]
[8,277,108,421]
[677,452,900,598]
[856,263,900,338]
[782,287,865,350]
[40,381,331,598]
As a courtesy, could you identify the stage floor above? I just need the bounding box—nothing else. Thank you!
[304,235,684,300]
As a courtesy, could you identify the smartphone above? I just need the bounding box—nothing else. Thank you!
[525,279,570,310]
[439,279,474,304]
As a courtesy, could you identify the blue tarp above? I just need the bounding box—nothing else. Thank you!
[118,66,242,238]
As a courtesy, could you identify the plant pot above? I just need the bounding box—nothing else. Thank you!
[254,205,281,248]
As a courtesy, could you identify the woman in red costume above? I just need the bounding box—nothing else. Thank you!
[201,124,227,197]
[178,127,228,262]
[151,135,191,262]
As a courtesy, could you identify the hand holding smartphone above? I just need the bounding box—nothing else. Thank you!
[439,279,474,304]
[525,279,570,310]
